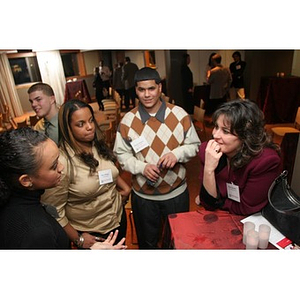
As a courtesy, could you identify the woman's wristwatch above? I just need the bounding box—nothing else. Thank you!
[74,233,85,248]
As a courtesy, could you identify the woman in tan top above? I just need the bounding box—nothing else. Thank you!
[42,99,130,249]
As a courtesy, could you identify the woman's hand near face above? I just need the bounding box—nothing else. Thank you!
[202,139,223,199]
[204,139,223,173]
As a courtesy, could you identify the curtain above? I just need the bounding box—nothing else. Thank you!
[36,50,66,106]
[0,53,24,117]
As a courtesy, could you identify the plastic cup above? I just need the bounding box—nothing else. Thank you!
[246,229,259,250]
[243,221,255,244]
[258,224,271,249]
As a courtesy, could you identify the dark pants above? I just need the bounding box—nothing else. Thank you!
[124,86,136,109]
[131,188,190,249]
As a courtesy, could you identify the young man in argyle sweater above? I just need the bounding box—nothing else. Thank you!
[113,67,201,249]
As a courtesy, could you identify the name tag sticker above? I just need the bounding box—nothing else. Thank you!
[130,135,149,153]
[226,182,240,202]
[98,169,113,185]
[236,65,241,70]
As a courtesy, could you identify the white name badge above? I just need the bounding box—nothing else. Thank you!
[236,65,241,70]
[226,182,240,202]
[98,169,113,185]
[130,135,149,153]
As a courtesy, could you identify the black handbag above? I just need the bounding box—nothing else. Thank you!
[262,170,300,245]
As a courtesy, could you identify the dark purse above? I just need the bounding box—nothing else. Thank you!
[262,170,300,245]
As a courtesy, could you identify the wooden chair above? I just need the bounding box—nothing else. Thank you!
[16,119,28,128]
[271,107,300,138]
[2,112,14,130]
[29,115,39,127]
[0,114,6,133]
[89,102,100,112]
[193,105,207,140]
[98,120,113,148]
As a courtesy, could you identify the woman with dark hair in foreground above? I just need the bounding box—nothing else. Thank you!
[0,127,126,249]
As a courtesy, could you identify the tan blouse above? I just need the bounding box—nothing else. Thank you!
[41,144,123,235]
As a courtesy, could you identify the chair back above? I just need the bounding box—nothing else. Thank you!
[98,120,113,148]
[16,119,28,128]
[193,105,205,123]
[193,105,207,139]
[29,115,39,127]
[295,107,300,129]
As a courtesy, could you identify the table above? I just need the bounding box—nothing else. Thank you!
[163,209,276,249]
[256,76,300,123]
[64,79,91,103]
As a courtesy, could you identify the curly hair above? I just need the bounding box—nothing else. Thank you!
[58,99,116,183]
[0,128,47,205]
[212,99,281,170]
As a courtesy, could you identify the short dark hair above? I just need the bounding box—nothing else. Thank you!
[27,82,54,96]
[232,51,241,59]
[134,67,161,85]
[212,54,222,64]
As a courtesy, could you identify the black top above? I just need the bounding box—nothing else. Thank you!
[229,60,246,88]
[0,189,70,249]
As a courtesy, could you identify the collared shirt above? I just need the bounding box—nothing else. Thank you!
[139,98,166,124]
[41,144,123,234]
[34,113,59,145]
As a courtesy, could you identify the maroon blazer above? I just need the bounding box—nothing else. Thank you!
[198,141,282,215]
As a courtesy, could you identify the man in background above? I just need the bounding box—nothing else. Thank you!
[206,54,232,116]
[122,56,139,111]
[181,53,194,115]
[99,60,112,97]
[28,83,59,145]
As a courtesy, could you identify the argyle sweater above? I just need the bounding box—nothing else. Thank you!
[114,100,200,200]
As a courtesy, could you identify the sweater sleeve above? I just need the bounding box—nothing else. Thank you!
[113,130,147,175]
[172,121,201,163]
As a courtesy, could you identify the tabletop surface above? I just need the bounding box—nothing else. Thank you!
[165,209,276,250]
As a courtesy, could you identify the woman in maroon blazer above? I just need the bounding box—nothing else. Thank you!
[196,99,281,215]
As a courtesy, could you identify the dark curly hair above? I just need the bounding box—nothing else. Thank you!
[58,99,116,183]
[212,99,281,170]
[0,127,48,205]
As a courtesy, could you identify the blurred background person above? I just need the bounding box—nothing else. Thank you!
[99,60,112,98]
[112,62,125,105]
[93,66,104,110]
[206,54,232,116]
[229,51,247,100]
[181,53,194,115]
[122,56,139,111]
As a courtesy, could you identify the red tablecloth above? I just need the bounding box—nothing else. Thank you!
[163,209,276,249]
[256,76,300,123]
[64,79,91,103]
